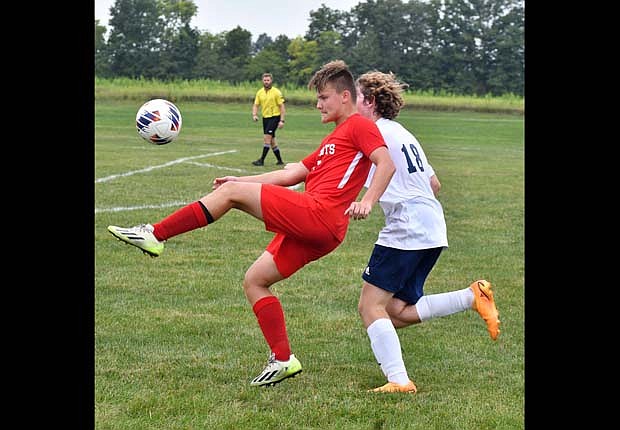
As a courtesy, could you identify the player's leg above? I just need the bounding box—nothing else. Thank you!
[268,118,283,164]
[252,134,271,166]
[385,247,443,328]
[108,182,263,256]
[247,194,341,387]
[359,245,417,393]
[252,118,274,166]
[246,249,303,387]
[359,283,417,393]
[388,283,500,339]
[388,289,473,328]
[271,137,284,165]
[385,247,500,339]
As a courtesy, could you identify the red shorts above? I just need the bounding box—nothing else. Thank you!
[261,184,343,278]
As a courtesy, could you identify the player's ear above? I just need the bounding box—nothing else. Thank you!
[342,89,351,103]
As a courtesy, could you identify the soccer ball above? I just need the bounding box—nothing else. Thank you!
[135,99,182,145]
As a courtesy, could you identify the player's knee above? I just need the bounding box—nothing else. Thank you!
[214,180,245,203]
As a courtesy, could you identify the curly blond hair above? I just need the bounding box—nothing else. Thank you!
[356,71,409,120]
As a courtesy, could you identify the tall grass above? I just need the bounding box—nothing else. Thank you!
[95,100,524,429]
[95,77,524,115]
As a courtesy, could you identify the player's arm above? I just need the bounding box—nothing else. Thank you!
[345,146,395,220]
[213,162,308,190]
[252,103,259,121]
[430,174,441,197]
[278,103,286,127]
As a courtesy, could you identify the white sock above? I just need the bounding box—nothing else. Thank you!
[415,287,474,322]
[367,318,410,385]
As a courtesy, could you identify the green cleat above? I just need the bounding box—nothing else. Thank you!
[107,224,164,257]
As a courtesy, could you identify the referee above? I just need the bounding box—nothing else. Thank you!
[251,72,286,166]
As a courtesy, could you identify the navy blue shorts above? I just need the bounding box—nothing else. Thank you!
[361,244,444,305]
[263,116,280,137]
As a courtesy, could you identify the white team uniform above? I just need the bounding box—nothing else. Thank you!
[365,118,448,250]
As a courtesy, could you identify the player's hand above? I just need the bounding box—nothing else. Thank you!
[252,115,258,122]
[213,176,238,190]
[344,201,372,220]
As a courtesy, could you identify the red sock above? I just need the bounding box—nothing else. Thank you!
[152,201,208,241]
[252,296,291,361]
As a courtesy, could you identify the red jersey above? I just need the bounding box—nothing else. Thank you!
[301,113,387,241]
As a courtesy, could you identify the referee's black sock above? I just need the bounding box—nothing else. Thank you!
[273,147,283,163]
[260,146,269,161]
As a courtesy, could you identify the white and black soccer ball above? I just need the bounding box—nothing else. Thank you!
[135,99,182,145]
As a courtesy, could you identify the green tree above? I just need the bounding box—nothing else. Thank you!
[395,0,438,91]
[95,19,110,77]
[315,31,345,66]
[427,0,524,95]
[104,0,200,79]
[270,35,293,63]
[306,4,350,41]
[287,37,320,86]
[219,26,252,82]
[156,0,200,79]
[192,31,225,79]
[246,34,292,83]
[483,1,524,95]
[246,50,289,84]
[252,33,273,55]
[346,0,412,76]
[106,0,163,78]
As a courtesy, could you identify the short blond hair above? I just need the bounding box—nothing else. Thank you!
[308,60,356,101]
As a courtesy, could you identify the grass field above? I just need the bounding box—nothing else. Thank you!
[95,100,524,429]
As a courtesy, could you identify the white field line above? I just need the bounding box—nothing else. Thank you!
[95,150,238,183]
[96,183,303,214]
[95,201,188,214]
[184,161,247,173]
[95,150,303,214]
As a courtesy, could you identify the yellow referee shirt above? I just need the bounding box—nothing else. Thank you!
[254,87,285,118]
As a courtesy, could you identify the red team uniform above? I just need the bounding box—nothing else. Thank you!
[262,113,386,277]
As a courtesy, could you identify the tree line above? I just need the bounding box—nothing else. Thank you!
[95,0,524,96]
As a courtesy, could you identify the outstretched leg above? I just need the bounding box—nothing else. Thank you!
[386,282,500,340]
[108,181,263,256]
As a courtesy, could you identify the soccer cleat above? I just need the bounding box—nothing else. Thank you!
[252,159,264,166]
[470,279,501,340]
[250,353,302,387]
[369,380,417,393]
[276,160,284,165]
[107,224,164,257]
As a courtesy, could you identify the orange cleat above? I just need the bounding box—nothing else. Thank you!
[368,380,417,393]
[470,279,501,340]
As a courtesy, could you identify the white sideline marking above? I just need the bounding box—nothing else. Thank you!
[95,201,188,214]
[95,150,238,183]
[184,161,247,173]
[95,149,304,214]
[96,183,304,214]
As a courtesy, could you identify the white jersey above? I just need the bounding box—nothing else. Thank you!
[365,118,448,250]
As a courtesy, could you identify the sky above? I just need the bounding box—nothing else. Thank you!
[95,0,361,40]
